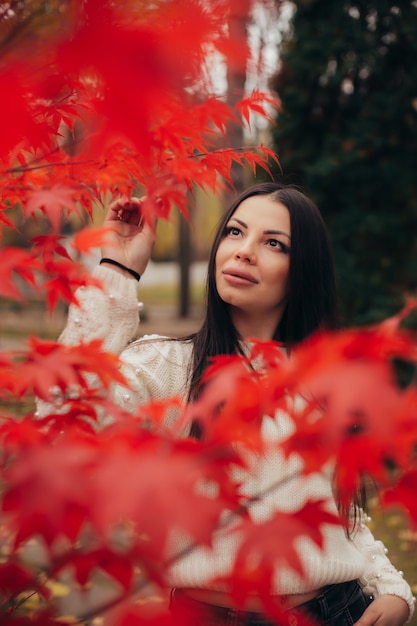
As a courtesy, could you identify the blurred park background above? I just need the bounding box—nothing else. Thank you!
[3,0,417,330]
[1,0,417,620]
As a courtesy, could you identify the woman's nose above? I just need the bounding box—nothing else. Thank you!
[234,241,255,263]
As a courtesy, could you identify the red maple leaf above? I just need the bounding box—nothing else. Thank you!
[70,225,114,255]
[222,499,341,610]
[54,2,191,158]
[278,399,337,475]
[390,387,417,469]
[2,436,98,547]
[241,147,280,178]
[334,434,395,506]
[37,394,140,439]
[90,433,243,562]
[236,90,280,128]
[0,247,41,300]
[31,234,72,263]
[53,546,134,590]
[108,604,178,626]
[188,356,265,449]
[0,562,50,599]
[0,205,17,234]
[383,469,417,530]
[0,69,41,156]
[40,258,102,311]
[0,415,49,461]
[11,337,126,400]
[288,361,401,458]
[0,352,15,399]
[24,185,82,230]
[259,326,416,453]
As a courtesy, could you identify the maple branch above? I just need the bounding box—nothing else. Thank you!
[6,160,97,174]
[73,468,303,624]
[0,591,37,625]
[4,136,94,173]
[162,144,273,164]
[4,136,89,175]
[4,144,267,176]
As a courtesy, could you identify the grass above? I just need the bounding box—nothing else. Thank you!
[368,500,417,623]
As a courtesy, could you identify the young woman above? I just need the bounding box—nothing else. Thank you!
[58,183,414,625]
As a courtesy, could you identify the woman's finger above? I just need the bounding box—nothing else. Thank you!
[107,196,144,225]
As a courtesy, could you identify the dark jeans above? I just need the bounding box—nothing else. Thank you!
[170,580,374,626]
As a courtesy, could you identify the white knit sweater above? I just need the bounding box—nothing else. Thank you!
[57,266,415,617]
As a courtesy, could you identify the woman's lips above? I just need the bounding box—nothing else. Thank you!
[222,268,259,285]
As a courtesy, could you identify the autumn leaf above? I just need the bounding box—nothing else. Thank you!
[106,604,178,626]
[241,146,280,177]
[0,351,14,399]
[2,436,98,547]
[53,546,135,591]
[40,258,102,312]
[187,355,265,449]
[0,247,41,300]
[258,326,417,455]
[1,2,416,624]
[31,234,72,262]
[70,225,114,255]
[0,69,41,155]
[90,433,243,562]
[334,434,395,506]
[0,205,17,235]
[222,499,341,610]
[0,415,49,461]
[383,470,417,531]
[54,1,192,157]
[24,185,81,230]
[278,399,336,475]
[236,90,280,128]
[0,562,50,599]
[390,387,417,469]
[1,427,243,573]
[10,337,127,400]
[193,96,239,136]
[37,394,141,439]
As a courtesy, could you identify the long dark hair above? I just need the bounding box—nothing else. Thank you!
[186,183,367,524]
[187,182,340,402]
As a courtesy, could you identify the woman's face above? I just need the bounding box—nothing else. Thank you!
[215,194,291,335]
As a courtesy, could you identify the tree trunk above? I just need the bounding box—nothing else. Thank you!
[178,211,192,318]
[225,0,251,200]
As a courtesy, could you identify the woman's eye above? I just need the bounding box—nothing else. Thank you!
[266,239,289,252]
[225,226,241,237]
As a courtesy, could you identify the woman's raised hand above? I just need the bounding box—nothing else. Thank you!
[101,196,157,278]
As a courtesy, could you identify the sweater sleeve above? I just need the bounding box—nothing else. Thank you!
[37,265,192,432]
[352,511,415,621]
[58,265,141,354]
[35,265,141,420]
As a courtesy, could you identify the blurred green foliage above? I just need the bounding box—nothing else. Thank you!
[270,0,417,326]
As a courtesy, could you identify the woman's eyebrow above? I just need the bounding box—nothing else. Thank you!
[264,229,291,240]
[229,217,247,228]
[230,217,291,240]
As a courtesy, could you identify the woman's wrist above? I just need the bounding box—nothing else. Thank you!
[99,258,141,281]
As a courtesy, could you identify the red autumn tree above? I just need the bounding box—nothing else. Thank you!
[0,1,417,625]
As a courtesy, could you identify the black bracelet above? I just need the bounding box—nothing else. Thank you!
[100,258,141,281]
